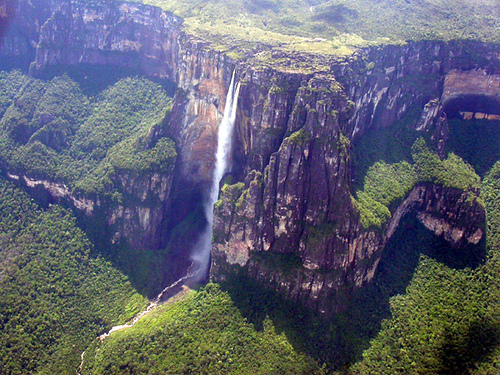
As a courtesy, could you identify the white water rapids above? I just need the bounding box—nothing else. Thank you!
[77,73,240,374]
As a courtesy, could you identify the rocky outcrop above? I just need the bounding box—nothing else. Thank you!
[6,172,95,213]
[213,176,485,314]
[386,184,485,248]
[105,169,175,250]
[210,41,497,314]
[442,69,500,118]
[5,165,176,251]
[1,0,498,314]
[210,70,372,314]
[32,0,182,79]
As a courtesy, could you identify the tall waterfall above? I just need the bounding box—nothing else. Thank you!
[77,74,241,370]
[191,71,241,281]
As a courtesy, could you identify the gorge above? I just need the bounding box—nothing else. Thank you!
[0,0,499,373]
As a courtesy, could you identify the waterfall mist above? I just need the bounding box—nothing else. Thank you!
[190,71,241,282]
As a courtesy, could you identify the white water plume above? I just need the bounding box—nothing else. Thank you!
[190,71,241,280]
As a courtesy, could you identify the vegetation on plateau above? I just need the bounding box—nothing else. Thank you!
[135,0,500,57]
[352,136,480,230]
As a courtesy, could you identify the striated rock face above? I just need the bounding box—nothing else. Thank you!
[0,0,15,40]
[333,42,500,138]
[210,41,497,314]
[386,185,485,249]
[0,0,183,77]
[1,0,498,312]
[5,165,176,251]
[32,0,182,79]
[166,38,234,187]
[0,0,55,67]
[106,169,175,250]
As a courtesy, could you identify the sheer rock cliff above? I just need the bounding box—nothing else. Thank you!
[1,0,497,312]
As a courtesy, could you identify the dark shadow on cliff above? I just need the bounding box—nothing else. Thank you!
[72,182,207,299]
[7,171,206,301]
[0,0,16,41]
[220,214,486,370]
[36,64,177,97]
[447,118,500,177]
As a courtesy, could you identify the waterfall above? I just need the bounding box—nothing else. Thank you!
[190,71,241,281]
[77,73,240,373]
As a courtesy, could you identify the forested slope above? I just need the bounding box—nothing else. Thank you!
[0,178,147,374]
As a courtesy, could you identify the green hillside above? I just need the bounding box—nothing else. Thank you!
[0,70,175,200]
[81,284,324,374]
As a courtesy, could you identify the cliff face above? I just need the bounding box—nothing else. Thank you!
[0,0,183,77]
[0,0,55,68]
[210,42,497,314]
[6,164,176,252]
[32,0,182,79]
[105,168,175,250]
[0,0,182,255]
[166,37,234,187]
[1,0,497,312]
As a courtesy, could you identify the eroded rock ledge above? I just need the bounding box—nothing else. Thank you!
[5,167,174,251]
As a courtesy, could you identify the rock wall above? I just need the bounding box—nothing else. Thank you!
[105,168,175,250]
[166,37,234,187]
[5,164,176,252]
[210,41,497,314]
[0,0,498,312]
[0,0,183,78]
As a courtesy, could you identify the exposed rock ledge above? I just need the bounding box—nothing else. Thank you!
[385,184,485,249]
[5,169,174,251]
[6,172,96,214]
